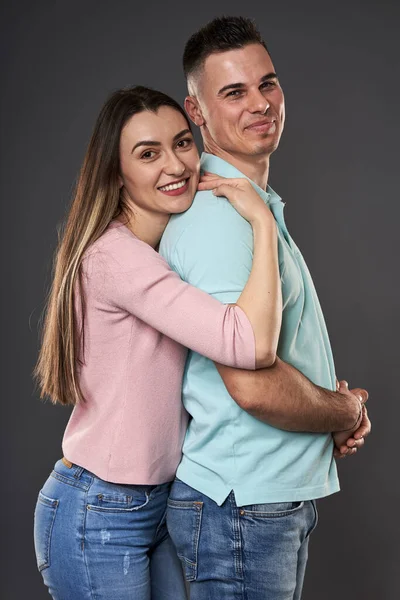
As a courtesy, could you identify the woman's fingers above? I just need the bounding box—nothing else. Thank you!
[201,171,227,179]
[198,177,242,192]
[197,178,227,191]
[199,173,244,186]
[210,184,237,198]
[198,175,271,224]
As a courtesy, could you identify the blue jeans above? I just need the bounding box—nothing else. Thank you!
[166,478,318,599]
[34,459,187,600]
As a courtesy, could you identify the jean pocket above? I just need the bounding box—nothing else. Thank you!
[34,491,59,572]
[306,500,318,538]
[86,489,150,513]
[240,500,304,518]
[166,499,203,582]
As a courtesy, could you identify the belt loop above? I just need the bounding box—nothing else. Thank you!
[74,466,85,479]
[62,457,84,480]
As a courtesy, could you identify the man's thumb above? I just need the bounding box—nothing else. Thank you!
[351,387,369,404]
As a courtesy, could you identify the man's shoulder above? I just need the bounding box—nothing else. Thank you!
[162,189,250,245]
[165,190,222,233]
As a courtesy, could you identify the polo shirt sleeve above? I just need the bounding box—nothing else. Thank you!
[162,190,255,303]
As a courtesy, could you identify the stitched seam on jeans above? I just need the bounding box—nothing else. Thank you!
[82,480,97,599]
[153,505,168,545]
[240,501,305,518]
[50,471,90,491]
[37,494,59,571]
[305,500,318,538]
[192,503,203,580]
[86,491,150,513]
[230,493,243,579]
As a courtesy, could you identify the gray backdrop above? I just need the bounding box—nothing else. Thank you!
[1,0,398,598]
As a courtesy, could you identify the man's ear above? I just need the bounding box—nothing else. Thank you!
[185,96,205,127]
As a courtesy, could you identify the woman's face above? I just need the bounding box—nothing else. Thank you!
[119,106,200,216]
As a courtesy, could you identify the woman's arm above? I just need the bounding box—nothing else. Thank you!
[86,230,258,369]
[88,174,281,371]
[198,174,281,368]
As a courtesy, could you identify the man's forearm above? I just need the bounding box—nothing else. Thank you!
[216,356,362,433]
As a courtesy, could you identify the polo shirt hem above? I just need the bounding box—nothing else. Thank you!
[176,465,340,507]
[231,480,341,507]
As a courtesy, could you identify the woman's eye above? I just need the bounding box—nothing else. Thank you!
[141,150,156,159]
[176,138,193,148]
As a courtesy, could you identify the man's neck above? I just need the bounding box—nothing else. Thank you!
[203,141,270,190]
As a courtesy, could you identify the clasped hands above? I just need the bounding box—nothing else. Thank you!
[333,379,371,459]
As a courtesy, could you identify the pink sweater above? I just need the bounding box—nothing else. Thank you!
[62,221,255,484]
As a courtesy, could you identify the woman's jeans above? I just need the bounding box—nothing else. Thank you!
[167,478,319,600]
[34,459,187,600]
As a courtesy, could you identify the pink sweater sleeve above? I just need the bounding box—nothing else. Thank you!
[85,228,256,370]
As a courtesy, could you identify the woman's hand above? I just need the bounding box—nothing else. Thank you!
[198,172,273,225]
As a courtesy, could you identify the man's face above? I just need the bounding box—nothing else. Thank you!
[191,43,285,158]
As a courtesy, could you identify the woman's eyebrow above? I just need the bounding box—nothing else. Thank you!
[173,128,191,141]
[131,129,191,153]
[131,140,161,153]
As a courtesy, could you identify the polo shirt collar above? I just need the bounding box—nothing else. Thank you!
[200,152,282,207]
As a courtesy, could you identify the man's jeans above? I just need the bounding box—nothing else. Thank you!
[34,459,187,600]
[167,478,318,599]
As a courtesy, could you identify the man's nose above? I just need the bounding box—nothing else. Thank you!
[248,89,269,114]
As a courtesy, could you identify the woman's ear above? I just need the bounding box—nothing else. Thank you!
[185,96,205,127]
[118,176,124,189]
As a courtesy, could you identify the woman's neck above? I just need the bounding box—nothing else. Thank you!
[120,207,170,249]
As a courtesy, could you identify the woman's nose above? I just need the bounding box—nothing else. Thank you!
[164,154,186,176]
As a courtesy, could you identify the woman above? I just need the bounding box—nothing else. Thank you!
[34,85,281,599]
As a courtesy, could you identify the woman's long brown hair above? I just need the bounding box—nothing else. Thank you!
[34,86,190,406]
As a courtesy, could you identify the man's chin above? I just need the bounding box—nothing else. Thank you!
[246,138,280,156]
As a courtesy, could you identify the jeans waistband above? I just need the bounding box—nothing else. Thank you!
[55,457,162,493]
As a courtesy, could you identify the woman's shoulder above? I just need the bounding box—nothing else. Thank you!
[83,221,158,272]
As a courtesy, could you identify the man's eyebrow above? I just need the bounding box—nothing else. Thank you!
[260,72,278,83]
[217,82,244,96]
[217,72,278,96]
[131,129,191,153]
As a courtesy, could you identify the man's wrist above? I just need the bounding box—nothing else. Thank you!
[337,397,363,432]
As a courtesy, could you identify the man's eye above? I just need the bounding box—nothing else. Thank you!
[260,81,276,90]
[141,150,156,159]
[227,90,242,97]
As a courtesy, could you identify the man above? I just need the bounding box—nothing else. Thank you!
[160,16,371,599]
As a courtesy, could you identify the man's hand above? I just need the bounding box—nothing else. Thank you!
[333,380,371,459]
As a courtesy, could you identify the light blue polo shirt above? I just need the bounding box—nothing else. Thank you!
[159,152,340,506]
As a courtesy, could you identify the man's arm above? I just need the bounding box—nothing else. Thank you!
[215,357,365,433]
[161,190,366,436]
